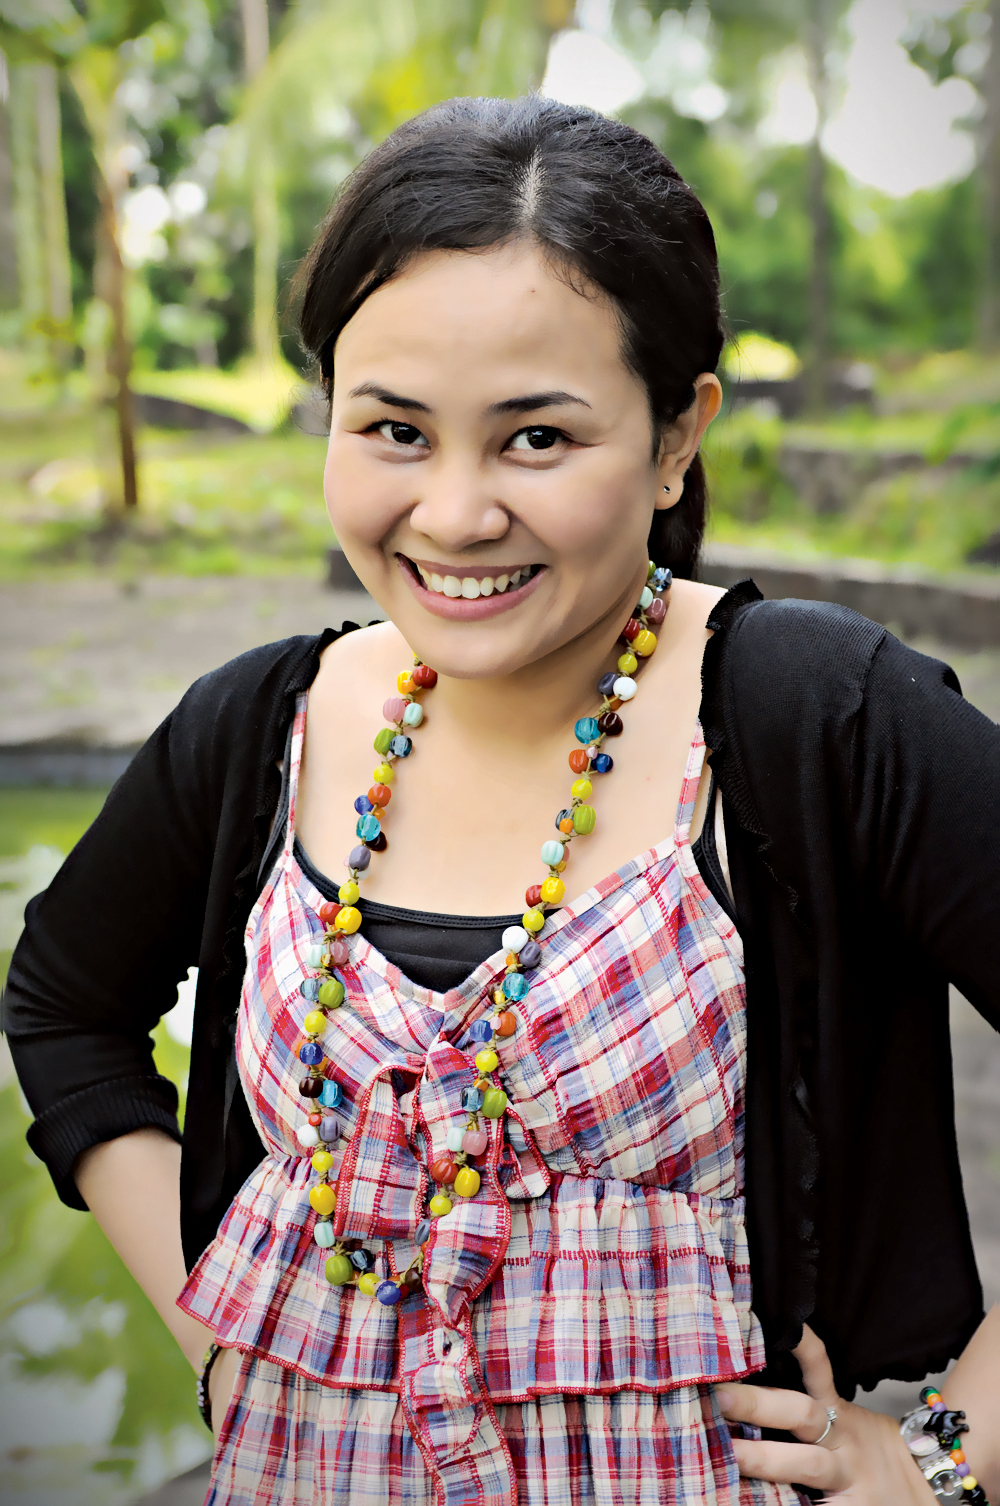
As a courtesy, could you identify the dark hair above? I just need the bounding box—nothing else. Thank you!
[298,95,723,578]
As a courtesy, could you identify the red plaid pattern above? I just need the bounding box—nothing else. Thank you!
[181,699,775,1504]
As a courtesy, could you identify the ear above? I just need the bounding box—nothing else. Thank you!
[655,373,723,509]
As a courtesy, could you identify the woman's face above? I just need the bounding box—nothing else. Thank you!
[324,241,717,680]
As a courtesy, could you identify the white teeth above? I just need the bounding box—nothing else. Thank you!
[417,567,534,596]
[510,568,521,585]
[443,575,462,597]
[460,577,480,599]
[495,573,509,593]
[417,566,430,584]
[480,577,494,596]
[430,573,443,592]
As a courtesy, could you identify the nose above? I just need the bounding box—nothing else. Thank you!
[408,460,510,552]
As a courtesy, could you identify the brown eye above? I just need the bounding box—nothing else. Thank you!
[510,426,560,451]
[376,421,428,447]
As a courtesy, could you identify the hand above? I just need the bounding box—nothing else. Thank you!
[715,1325,937,1503]
[207,1345,240,1437]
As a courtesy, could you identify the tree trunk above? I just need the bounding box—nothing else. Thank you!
[96,175,138,510]
[8,61,72,373]
[979,0,1000,349]
[0,56,19,311]
[35,62,72,366]
[240,0,281,368]
[9,63,45,335]
[803,0,833,413]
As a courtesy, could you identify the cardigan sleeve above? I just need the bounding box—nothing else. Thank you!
[1,705,214,1209]
[854,631,1000,1025]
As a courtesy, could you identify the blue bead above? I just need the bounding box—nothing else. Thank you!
[300,977,320,1001]
[574,716,599,745]
[349,844,371,871]
[592,753,613,774]
[356,813,381,841]
[349,1247,375,1271]
[390,734,412,758]
[354,795,372,815]
[503,972,529,1001]
[462,1086,484,1113]
[376,1280,402,1306]
[319,1079,343,1108]
[299,1042,324,1066]
[652,567,672,591]
[469,1019,494,1043]
[415,1219,431,1245]
[519,939,542,968]
[597,671,618,697]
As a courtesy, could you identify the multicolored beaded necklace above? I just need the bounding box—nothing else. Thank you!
[295,561,673,1305]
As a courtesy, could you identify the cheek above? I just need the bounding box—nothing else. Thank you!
[532,451,652,559]
[323,438,401,549]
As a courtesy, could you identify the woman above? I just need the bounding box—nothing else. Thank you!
[5,96,1000,1505]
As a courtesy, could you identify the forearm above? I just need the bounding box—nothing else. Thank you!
[942,1305,1000,1499]
[74,1127,213,1372]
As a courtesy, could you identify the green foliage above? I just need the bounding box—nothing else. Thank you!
[902,2,989,88]
[0,788,108,857]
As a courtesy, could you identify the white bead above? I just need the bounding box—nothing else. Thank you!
[306,942,326,968]
[296,1124,320,1148]
[501,924,529,954]
[402,702,424,727]
[639,586,653,609]
[446,1126,466,1152]
[613,676,637,701]
[585,744,599,760]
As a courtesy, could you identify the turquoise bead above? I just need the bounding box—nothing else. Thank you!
[357,813,381,841]
[574,716,599,745]
[504,972,529,1001]
[445,1126,466,1152]
[402,702,424,727]
[540,839,565,866]
[314,1219,336,1248]
[319,1079,343,1109]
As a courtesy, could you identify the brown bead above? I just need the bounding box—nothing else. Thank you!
[299,1076,323,1097]
[597,711,623,737]
[402,1266,423,1290]
[366,832,388,852]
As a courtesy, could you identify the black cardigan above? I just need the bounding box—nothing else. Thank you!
[5,582,1000,1396]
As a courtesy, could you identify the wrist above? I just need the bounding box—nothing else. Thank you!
[901,1387,991,1504]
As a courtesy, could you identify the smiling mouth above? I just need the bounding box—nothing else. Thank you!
[402,557,545,600]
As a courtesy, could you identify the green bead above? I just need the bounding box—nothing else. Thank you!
[572,804,596,835]
[373,727,394,756]
[481,1088,508,1119]
[647,559,656,578]
[325,1253,354,1286]
[318,978,345,1008]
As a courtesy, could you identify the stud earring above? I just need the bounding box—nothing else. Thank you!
[663,484,671,494]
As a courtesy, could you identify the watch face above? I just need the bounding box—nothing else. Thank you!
[908,1433,941,1457]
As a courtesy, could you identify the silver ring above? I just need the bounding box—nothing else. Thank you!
[814,1406,837,1444]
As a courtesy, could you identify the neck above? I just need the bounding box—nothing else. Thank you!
[425,560,649,750]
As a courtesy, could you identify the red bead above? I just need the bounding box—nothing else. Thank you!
[494,1011,517,1037]
[646,596,667,625]
[525,884,543,908]
[412,665,438,688]
[622,618,641,641]
[430,1156,457,1184]
[597,711,623,736]
[318,901,342,924]
[308,1111,323,1126]
[369,784,392,806]
[568,749,589,774]
[329,938,350,967]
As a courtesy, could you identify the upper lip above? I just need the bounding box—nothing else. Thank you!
[404,556,541,580]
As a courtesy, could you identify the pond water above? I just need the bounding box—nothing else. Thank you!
[0,790,211,1506]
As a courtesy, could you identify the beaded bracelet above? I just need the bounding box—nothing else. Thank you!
[900,1386,990,1504]
[196,1341,221,1432]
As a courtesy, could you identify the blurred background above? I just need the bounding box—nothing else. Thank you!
[2,0,1000,1502]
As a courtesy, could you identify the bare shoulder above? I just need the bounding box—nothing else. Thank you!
[669,577,727,624]
[311,619,408,704]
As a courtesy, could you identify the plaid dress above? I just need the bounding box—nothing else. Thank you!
[180,697,800,1506]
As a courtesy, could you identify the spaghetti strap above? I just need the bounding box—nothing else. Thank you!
[282,693,309,856]
[674,718,708,846]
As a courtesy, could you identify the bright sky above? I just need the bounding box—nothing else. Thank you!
[542,0,979,198]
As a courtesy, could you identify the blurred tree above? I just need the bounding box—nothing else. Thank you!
[239,0,279,369]
[0,0,167,509]
[902,1,998,347]
[7,59,73,373]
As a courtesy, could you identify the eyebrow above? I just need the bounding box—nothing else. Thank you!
[347,383,590,418]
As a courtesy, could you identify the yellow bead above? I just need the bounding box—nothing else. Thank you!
[397,671,415,694]
[334,905,363,934]
[358,1271,379,1296]
[475,1047,499,1073]
[311,1150,333,1174]
[309,1183,337,1216]
[522,908,545,933]
[493,988,507,1007]
[373,762,395,784]
[453,1166,481,1198]
[338,880,360,906]
[571,778,592,799]
[540,875,565,904]
[617,651,638,675]
[633,629,657,658]
[556,860,568,872]
[429,1192,453,1217]
[304,1010,326,1036]
[965,1480,979,1493]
